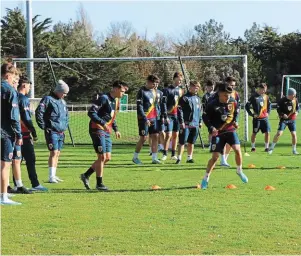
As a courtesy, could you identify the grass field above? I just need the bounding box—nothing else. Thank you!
[2,110,301,255]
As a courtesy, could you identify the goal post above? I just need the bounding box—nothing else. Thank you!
[281,75,301,100]
[12,55,249,145]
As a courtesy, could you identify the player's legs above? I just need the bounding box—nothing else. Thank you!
[261,119,271,151]
[251,118,260,151]
[1,137,21,205]
[176,128,188,164]
[170,117,179,159]
[268,123,284,154]
[133,121,149,164]
[288,121,298,154]
[229,133,248,183]
[12,144,24,190]
[220,143,231,167]
[186,127,198,163]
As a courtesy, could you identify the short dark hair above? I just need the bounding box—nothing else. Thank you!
[18,75,31,88]
[189,80,200,87]
[256,82,267,89]
[173,72,183,79]
[206,80,214,87]
[225,76,236,83]
[112,80,128,89]
[218,82,233,93]
[147,74,160,83]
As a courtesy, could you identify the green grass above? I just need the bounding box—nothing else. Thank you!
[2,110,301,255]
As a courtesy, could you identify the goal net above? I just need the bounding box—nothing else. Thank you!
[13,55,248,146]
[281,75,301,100]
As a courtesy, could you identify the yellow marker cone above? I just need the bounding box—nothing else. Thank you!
[277,165,286,169]
[248,164,256,168]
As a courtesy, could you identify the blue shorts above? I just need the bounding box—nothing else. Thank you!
[138,119,159,136]
[1,137,15,162]
[253,118,271,134]
[210,131,240,153]
[179,127,198,145]
[13,144,22,160]
[278,120,296,132]
[165,115,179,133]
[90,130,112,155]
[45,131,65,151]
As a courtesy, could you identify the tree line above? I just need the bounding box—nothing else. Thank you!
[1,6,301,103]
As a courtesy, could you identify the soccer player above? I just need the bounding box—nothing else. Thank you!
[220,76,240,167]
[80,81,127,190]
[268,88,299,155]
[133,75,161,164]
[1,63,23,205]
[201,80,215,110]
[35,80,69,183]
[176,80,202,164]
[245,83,271,152]
[161,72,184,161]
[14,75,48,191]
[200,83,248,189]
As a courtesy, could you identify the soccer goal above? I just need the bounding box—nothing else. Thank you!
[12,55,249,146]
[281,75,301,99]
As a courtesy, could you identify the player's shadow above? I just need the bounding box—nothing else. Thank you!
[50,186,198,194]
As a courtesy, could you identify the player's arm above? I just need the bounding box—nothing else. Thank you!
[267,95,272,114]
[276,98,285,117]
[245,96,254,117]
[19,98,37,137]
[202,104,215,133]
[136,89,147,122]
[9,90,22,140]
[87,97,109,126]
[233,100,240,127]
[35,96,49,130]
[296,98,300,113]
[198,97,203,127]
[161,88,169,119]
[177,96,186,126]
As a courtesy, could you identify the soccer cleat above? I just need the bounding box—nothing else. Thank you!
[268,149,273,155]
[149,152,152,156]
[237,172,248,183]
[293,150,299,155]
[55,176,64,182]
[251,148,256,152]
[186,159,195,163]
[0,198,22,205]
[80,174,91,190]
[132,158,143,165]
[30,185,48,192]
[264,148,269,152]
[16,186,33,194]
[171,155,178,160]
[220,161,231,167]
[201,179,208,190]
[96,184,109,191]
[175,159,181,164]
[48,177,59,183]
[161,155,167,161]
[152,159,161,164]
[7,185,16,193]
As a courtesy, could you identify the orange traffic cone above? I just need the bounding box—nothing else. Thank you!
[264,185,276,191]
[226,184,237,189]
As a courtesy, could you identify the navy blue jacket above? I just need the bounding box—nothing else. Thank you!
[201,92,214,110]
[18,93,37,138]
[277,97,299,121]
[1,80,22,139]
[245,92,271,119]
[155,89,165,121]
[88,93,118,134]
[178,92,202,128]
[136,86,158,122]
[35,92,69,133]
[203,97,239,134]
[162,85,183,117]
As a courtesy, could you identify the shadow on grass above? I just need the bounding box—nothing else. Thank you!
[50,185,198,193]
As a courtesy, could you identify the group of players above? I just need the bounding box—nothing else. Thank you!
[1,63,299,205]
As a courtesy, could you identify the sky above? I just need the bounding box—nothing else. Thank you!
[1,0,301,41]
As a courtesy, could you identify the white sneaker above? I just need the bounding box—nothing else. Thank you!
[268,149,273,155]
[220,161,231,167]
[171,156,178,160]
[55,176,64,182]
[49,177,58,183]
[0,198,22,205]
[293,150,299,155]
[161,155,167,161]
